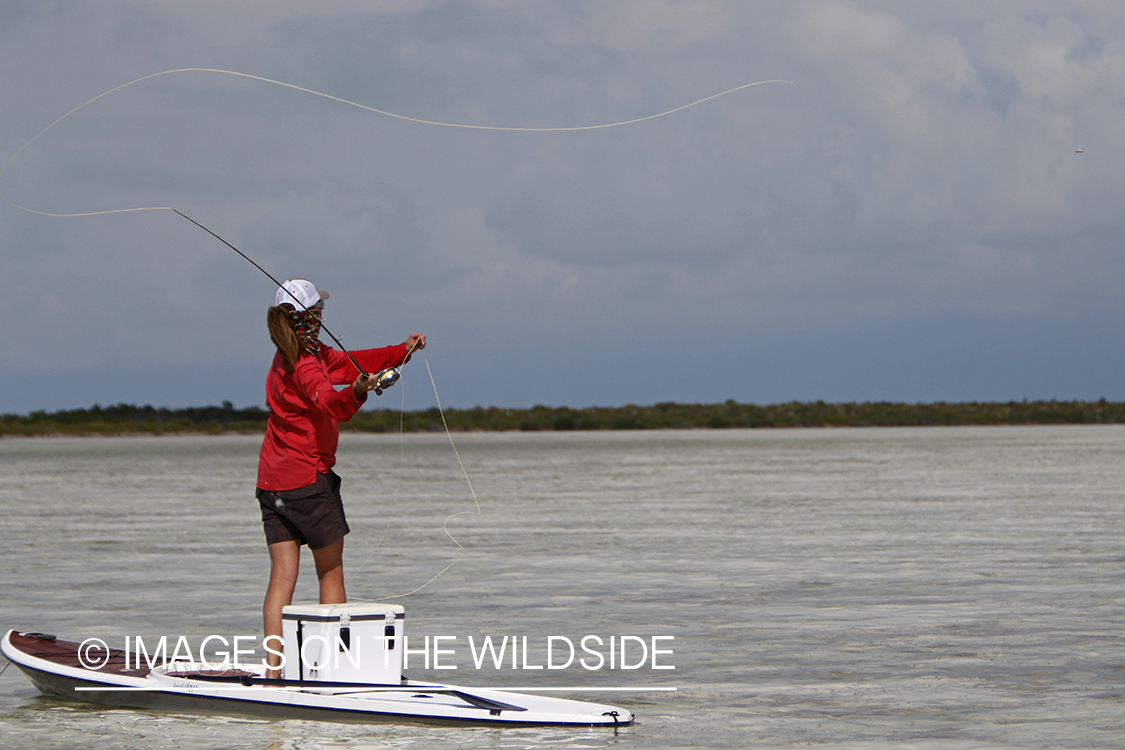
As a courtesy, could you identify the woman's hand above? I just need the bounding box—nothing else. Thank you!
[353,372,378,397]
[402,332,423,362]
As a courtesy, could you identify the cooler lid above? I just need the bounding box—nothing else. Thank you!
[282,603,404,621]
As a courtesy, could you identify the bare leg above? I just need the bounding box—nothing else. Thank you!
[263,540,300,677]
[312,538,346,605]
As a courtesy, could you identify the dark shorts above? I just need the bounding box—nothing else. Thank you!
[257,470,349,550]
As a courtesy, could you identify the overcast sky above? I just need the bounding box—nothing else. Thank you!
[2,1,1123,413]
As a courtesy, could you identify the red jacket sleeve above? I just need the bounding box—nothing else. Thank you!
[320,343,409,385]
[292,353,365,422]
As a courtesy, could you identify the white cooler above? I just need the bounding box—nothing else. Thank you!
[281,603,404,684]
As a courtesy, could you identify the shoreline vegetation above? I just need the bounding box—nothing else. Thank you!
[3,399,1125,436]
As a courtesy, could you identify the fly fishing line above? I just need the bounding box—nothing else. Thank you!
[0,68,792,217]
[351,354,482,601]
[346,340,418,589]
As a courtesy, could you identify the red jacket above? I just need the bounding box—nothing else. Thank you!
[257,343,408,491]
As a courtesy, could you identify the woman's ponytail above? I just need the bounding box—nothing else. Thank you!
[266,305,300,373]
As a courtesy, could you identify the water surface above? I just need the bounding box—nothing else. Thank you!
[2,426,1124,748]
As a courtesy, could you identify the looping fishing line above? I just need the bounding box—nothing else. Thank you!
[345,362,406,590]
[0,67,793,218]
[350,354,482,602]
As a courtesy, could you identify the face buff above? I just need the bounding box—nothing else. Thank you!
[287,307,323,355]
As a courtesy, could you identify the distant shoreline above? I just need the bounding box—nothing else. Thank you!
[3,399,1124,436]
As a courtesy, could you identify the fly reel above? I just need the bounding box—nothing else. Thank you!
[373,367,400,396]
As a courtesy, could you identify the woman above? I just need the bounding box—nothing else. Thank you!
[256,277,425,675]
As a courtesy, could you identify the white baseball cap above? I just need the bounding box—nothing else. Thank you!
[275,278,329,311]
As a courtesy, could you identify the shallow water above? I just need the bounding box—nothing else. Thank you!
[1,426,1124,748]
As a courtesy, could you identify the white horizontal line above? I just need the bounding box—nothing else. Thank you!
[75,685,676,693]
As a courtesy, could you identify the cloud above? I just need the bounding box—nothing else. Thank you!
[3,1,1125,411]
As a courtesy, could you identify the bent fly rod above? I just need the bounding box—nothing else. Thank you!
[171,209,402,395]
